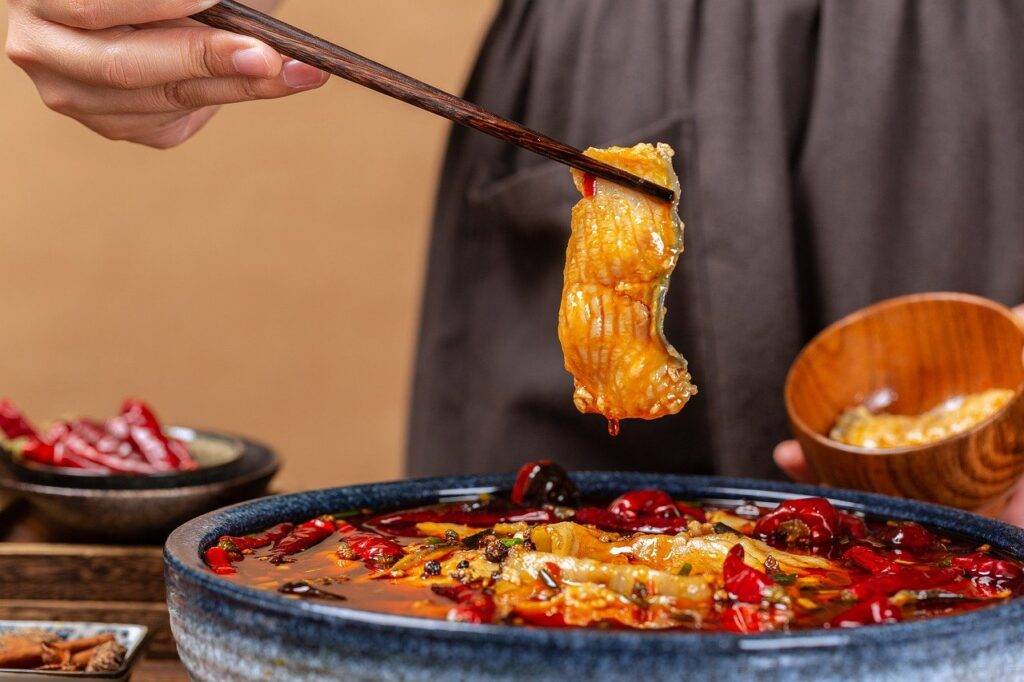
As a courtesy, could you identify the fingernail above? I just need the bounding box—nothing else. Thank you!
[232,46,273,78]
[283,59,327,89]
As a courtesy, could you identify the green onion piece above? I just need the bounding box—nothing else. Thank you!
[499,538,524,548]
[424,537,445,545]
[713,522,734,534]
[772,572,797,585]
[678,563,693,576]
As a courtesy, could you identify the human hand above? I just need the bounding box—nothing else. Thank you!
[5,0,328,148]
[774,303,1024,527]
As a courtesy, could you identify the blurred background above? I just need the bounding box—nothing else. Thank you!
[0,1,497,492]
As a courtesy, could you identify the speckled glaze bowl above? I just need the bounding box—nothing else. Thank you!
[165,473,1024,682]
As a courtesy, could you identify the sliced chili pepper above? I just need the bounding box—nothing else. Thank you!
[829,596,902,628]
[336,520,404,568]
[269,517,336,564]
[876,522,937,551]
[510,460,580,507]
[371,506,558,532]
[431,584,496,624]
[723,544,775,603]
[574,507,693,534]
[204,546,237,575]
[0,399,39,439]
[582,173,597,198]
[754,497,839,547]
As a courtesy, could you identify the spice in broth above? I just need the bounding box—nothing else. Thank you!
[204,462,1024,632]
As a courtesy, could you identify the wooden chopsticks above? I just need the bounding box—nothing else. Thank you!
[191,1,675,203]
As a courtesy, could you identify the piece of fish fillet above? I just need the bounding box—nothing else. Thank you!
[558,143,696,432]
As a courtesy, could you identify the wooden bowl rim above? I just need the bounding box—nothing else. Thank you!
[785,291,1024,457]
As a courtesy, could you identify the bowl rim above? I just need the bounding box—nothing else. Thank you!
[0,430,278,498]
[164,470,1024,650]
[785,291,1024,457]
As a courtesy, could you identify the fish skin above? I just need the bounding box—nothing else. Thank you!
[559,143,697,425]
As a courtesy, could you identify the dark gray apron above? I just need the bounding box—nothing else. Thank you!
[407,0,1024,479]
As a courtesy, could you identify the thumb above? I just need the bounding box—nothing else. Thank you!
[773,440,817,484]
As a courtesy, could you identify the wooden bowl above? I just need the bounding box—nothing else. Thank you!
[785,292,1024,513]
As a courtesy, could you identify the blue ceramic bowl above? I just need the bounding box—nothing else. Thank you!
[165,472,1024,681]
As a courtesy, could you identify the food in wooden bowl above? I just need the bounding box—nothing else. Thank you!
[785,292,1024,513]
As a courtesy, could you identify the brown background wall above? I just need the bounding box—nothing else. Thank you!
[0,1,497,491]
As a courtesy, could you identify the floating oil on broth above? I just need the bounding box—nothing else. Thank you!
[206,462,1024,633]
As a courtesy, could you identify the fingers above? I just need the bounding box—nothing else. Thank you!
[998,475,1024,529]
[33,23,283,87]
[75,107,220,148]
[773,440,817,484]
[35,59,326,115]
[29,0,221,30]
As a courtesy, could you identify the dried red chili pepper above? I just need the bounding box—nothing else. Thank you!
[431,584,496,624]
[754,497,839,546]
[204,546,237,575]
[842,546,898,574]
[838,512,868,539]
[876,522,937,551]
[219,523,296,552]
[849,566,960,600]
[336,520,404,568]
[952,552,1023,586]
[574,507,695,534]
[674,502,708,522]
[0,399,39,440]
[510,460,580,507]
[829,596,902,628]
[723,544,775,603]
[608,490,677,518]
[57,433,158,474]
[120,399,197,470]
[269,517,336,564]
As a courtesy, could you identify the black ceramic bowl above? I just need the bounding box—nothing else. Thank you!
[2,429,278,543]
[165,472,1024,681]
